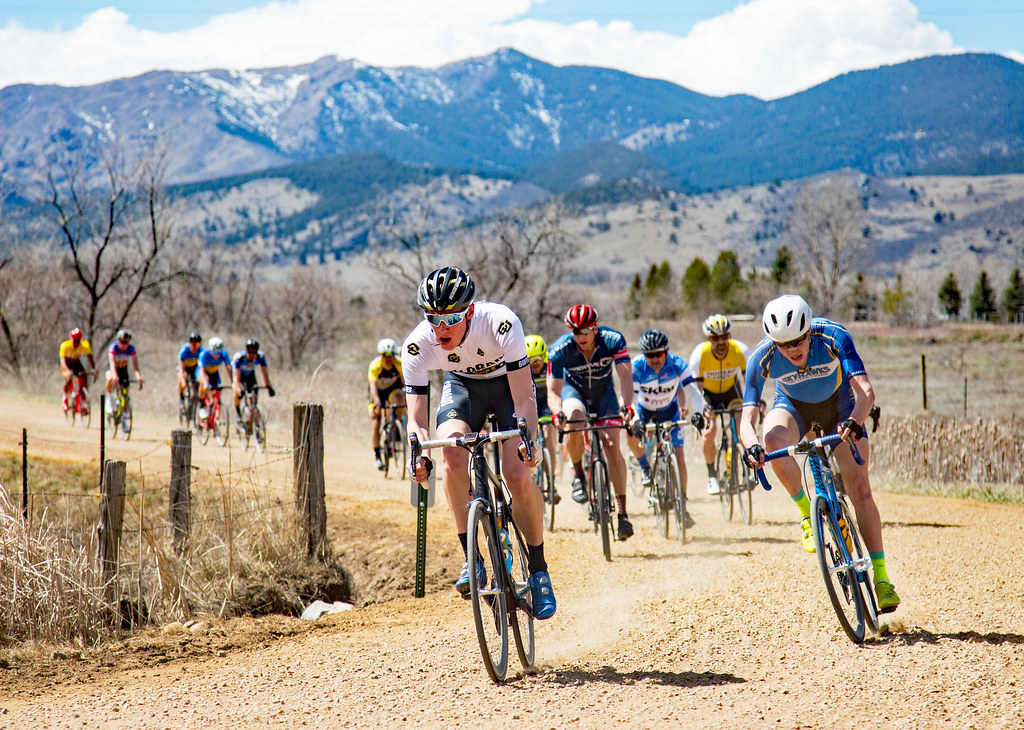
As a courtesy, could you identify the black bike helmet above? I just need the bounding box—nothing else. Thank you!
[416,266,475,312]
[188,331,201,343]
[245,338,259,351]
[638,329,669,353]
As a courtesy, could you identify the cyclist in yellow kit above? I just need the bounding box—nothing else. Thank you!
[526,334,559,503]
[59,328,98,412]
[368,338,405,471]
[688,314,749,495]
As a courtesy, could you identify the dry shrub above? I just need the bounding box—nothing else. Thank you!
[0,488,111,646]
[871,414,1024,501]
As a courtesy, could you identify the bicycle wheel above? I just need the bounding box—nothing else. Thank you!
[627,453,645,498]
[716,443,734,521]
[253,405,266,452]
[379,421,392,477]
[214,398,229,447]
[667,454,686,544]
[394,418,408,480]
[506,516,535,672]
[467,499,509,683]
[195,401,211,445]
[593,458,612,561]
[735,439,752,525]
[837,494,878,634]
[652,458,670,539]
[541,453,556,532]
[811,494,867,643]
[121,394,133,440]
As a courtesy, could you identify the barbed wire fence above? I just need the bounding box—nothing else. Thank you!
[1,402,329,645]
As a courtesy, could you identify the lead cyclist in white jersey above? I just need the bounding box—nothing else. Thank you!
[403,266,556,620]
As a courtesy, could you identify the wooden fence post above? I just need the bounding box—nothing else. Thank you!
[921,354,928,410]
[169,429,192,555]
[293,402,326,560]
[97,459,126,605]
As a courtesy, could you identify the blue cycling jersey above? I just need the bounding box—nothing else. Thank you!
[232,350,268,377]
[743,319,866,407]
[631,352,697,411]
[547,326,630,400]
[178,344,204,370]
[199,348,231,375]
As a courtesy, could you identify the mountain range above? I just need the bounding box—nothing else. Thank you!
[2,49,1024,193]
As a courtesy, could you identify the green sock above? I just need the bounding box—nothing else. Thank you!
[791,489,811,519]
[870,552,888,583]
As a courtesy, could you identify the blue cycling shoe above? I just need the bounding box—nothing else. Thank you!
[455,560,486,599]
[528,570,557,620]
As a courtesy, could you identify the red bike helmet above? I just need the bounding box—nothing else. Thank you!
[70,328,83,341]
[564,304,598,329]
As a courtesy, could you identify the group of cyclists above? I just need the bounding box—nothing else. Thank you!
[58,329,275,427]
[374,265,900,623]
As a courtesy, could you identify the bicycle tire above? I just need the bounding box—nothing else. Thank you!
[652,457,670,539]
[627,453,645,498]
[121,394,132,440]
[195,406,211,444]
[214,397,229,447]
[717,441,734,521]
[379,421,392,477]
[253,405,266,452]
[467,499,509,683]
[811,494,867,643]
[830,456,878,633]
[593,458,612,561]
[735,438,752,525]
[540,453,556,532]
[506,516,535,672]
[666,452,686,544]
[394,418,408,480]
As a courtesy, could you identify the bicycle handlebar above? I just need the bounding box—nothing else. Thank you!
[409,418,532,471]
[555,414,627,443]
[753,433,864,491]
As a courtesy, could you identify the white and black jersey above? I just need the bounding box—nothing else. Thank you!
[401,302,530,395]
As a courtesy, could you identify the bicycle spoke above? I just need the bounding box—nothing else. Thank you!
[467,500,509,683]
[812,495,866,643]
[507,517,535,671]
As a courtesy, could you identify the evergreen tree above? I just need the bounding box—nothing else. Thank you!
[771,245,793,285]
[937,272,962,318]
[710,250,743,307]
[682,257,711,309]
[969,271,997,321]
[625,274,644,320]
[1003,268,1024,322]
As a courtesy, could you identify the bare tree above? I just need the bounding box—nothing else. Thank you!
[787,176,868,316]
[38,135,194,345]
[259,268,353,368]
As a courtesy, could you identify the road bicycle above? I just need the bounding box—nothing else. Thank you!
[410,417,535,684]
[377,402,407,479]
[560,411,627,562]
[754,431,879,643]
[637,419,690,544]
[711,404,757,525]
[236,385,267,451]
[534,415,557,531]
[179,375,200,431]
[195,385,230,447]
[106,379,141,440]
[64,372,92,428]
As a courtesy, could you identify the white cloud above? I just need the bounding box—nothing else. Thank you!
[0,0,1000,98]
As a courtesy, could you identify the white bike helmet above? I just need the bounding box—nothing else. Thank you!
[377,338,399,356]
[208,336,225,352]
[762,295,812,343]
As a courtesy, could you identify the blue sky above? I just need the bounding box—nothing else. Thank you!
[1,1,1021,98]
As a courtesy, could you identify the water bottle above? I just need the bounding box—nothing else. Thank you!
[498,526,513,574]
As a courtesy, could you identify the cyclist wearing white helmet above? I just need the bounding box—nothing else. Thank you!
[739,294,900,614]
[368,337,405,470]
[688,313,750,495]
[105,328,145,410]
[197,336,232,408]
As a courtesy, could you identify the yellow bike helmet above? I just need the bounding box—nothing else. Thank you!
[525,334,547,361]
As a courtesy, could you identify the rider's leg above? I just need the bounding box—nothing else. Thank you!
[833,437,882,554]
[604,430,628,503]
[501,438,544,547]
[436,418,472,534]
[702,417,718,473]
[763,408,806,501]
[674,444,689,500]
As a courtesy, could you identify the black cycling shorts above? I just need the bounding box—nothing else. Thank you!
[436,373,517,432]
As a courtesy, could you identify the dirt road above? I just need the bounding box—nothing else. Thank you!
[1,390,1022,728]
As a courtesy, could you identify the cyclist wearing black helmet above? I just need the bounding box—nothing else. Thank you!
[232,338,275,422]
[403,266,556,620]
[626,329,705,529]
[104,329,145,410]
[177,332,204,417]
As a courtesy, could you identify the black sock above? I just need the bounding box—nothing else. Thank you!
[527,543,547,574]
[706,462,717,478]
[374,447,381,458]
[616,494,627,515]
[458,532,468,559]
[572,461,585,480]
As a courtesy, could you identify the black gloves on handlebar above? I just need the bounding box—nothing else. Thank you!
[690,412,705,431]
[839,418,864,441]
[631,419,646,440]
[743,444,765,467]
[267,386,276,398]
[620,404,635,422]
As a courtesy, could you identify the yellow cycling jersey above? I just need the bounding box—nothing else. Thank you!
[688,339,749,395]
[368,356,403,390]
[59,339,93,362]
